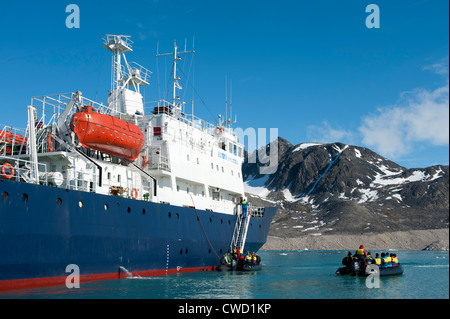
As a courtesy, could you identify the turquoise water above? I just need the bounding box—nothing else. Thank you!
[1,250,448,299]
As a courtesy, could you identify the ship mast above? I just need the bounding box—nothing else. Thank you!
[103,35,150,116]
[157,40,194,116]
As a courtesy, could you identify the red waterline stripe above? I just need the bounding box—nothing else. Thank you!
[0,266,217,292]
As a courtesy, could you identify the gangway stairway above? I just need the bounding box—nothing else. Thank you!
[230,209,251,252]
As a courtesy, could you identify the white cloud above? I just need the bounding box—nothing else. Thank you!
[423,56,449,75]
[359,82,449,159]
[307,120,355,144]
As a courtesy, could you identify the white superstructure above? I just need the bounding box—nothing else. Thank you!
[1,35,245,215]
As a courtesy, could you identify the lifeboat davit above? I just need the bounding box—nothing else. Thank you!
[70,106,144,161]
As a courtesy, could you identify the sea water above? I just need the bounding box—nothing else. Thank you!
[1,250,448,299]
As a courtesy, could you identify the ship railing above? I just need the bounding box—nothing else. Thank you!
[120,62,152,85]
[103,35,134,50]
[0,155,48,185]
[144,100,237,138]
[31,92,115,122]
[0,125,28,156]
[149,154,170,172]
[249,206,265,218]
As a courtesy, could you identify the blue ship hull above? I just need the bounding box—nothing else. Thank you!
[0,179,277,290]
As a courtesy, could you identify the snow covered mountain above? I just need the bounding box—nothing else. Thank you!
[243,137,449,236]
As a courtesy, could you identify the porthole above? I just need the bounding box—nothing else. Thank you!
[220,219,223,224]
[209,217,212,223]
[142,208,146,215]
[78,201,83,208]
[21,193,28,202]
[127,207,131,213]
[176,212,179,219]
[104,204,108,211]
[1,191,8,201]
[56,197,62,206]
[185,248,188,254]
[168,212,171,218]
[208,249,211,254]
[179,249,183,255]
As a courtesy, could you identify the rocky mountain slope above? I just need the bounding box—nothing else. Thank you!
[243,137,449,238]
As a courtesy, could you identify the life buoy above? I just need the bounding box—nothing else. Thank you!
[1,163,14,179]
[131,188,138,199]
[214,127,223,135]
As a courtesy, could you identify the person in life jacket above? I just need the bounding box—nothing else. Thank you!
[245,251,252,264]
[380,253,392,268]
[354,245,367,260]
[365,252,375,264]
[251,252,260,265]
[240,197,249,219]
[342,252,353,270]
[385,253,393,267]
[220,252,231,265]
[237,248,245,264]
[232,246,238,260]
[374,253,382,267]
[391,253,399,267]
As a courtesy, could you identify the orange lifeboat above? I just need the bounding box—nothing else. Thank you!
[0,129,27,155]
[70,106,144,161]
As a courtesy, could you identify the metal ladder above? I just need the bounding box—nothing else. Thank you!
[230,208,251,252]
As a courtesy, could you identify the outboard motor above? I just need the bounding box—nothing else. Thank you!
[352,261,361,275]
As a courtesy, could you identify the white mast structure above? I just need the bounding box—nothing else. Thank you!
[103,34,151,116]
[156,40,194,117]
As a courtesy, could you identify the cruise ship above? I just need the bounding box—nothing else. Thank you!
[0,35,277,291]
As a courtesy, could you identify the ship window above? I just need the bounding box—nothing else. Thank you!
[168,212,171,218]
[233,144,237,155]
[56,197,62,206]
[216,165,219,171]
[187,154,190,161]
[127,207,131,213]
[231,170,234,176]
[1,191,8,201]
[211,163,213,169]
[78,201,83,208]
[229,143,232,152]
[104,204,108,211]
[221,166,224,173]
[22,193,28,202]
[117,175,121,183]
[238,147,242,157]
[107,172,111,180]
[187,187,189,194]
[196,158,199,165]
[177,185,180,192]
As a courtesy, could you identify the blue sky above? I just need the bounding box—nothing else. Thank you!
[0,0,448,169]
